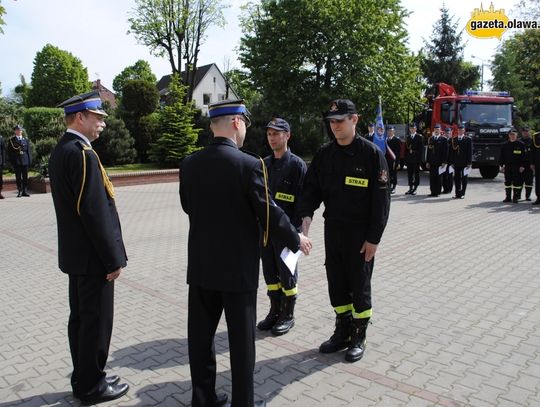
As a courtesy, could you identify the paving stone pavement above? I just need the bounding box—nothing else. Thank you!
[1,170,539,407]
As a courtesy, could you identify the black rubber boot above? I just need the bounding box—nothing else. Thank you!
[503,189,512,203]
[513,189,520,203]
[271,295,296,336]
[525,187,532,201]
[257,294,281,331]
[345,318,369,363]
[319,312,352,353]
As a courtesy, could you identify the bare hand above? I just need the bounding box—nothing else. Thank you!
[519,166,525,173]
[298,233,312,255]
[360,241,378,262]
[106,267,123,281]
[301,217,312,237]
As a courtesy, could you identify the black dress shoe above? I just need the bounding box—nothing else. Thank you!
[224,401,266,407]
[21,192,30,197]
[105,375,120,386]
[16,192,21,198]
[79,383,129,405]
[215,393,228,406]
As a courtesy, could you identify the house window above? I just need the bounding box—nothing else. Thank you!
[203,93,212,105]
[218,94,226,101]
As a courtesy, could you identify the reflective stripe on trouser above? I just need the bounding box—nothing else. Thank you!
[333,304,372,319]
[504,166,524,189]
[324,220,373,318]
[261,240,298,297]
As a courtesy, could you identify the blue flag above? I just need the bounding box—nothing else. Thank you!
[375,96,384,130]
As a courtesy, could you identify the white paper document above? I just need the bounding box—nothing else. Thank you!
[438,164,447,175]
[280,248,303,275]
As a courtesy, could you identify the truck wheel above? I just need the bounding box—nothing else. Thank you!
[479,166,499,179]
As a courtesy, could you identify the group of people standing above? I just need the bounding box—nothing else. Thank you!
[500,127,540,204]
[0,124,32,199]
[47,93,390,407]
[364,122,540,204]
[365,122,472,199]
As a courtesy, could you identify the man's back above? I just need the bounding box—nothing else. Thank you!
[180,137,298,292]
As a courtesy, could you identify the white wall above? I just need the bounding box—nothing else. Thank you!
[192,64,238,115]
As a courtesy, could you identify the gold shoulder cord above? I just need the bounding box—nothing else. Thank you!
[259,157,270,247]
[76,147,115,216]
[533,132,540,149]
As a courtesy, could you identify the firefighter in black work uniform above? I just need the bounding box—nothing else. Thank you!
[426,123,448,197]
[532,130,540,205]
[500,128,527,203]
[520,127,534,201]
[257,118,307,336]
[442,127,454,194]
[299,99,391,363]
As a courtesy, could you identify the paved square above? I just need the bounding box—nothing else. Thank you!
[1,170,539,406]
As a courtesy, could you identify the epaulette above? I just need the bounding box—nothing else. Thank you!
[75,139,92,151]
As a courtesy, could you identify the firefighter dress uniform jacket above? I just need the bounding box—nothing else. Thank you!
[180,137,300,293]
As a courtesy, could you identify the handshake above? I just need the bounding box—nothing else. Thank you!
[297,216,313,256]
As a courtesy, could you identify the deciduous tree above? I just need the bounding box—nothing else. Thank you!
[112,60,157,97]
[27,44,90,107]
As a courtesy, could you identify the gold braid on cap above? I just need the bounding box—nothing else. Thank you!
[77,146,115,216]
[259,157,270,247]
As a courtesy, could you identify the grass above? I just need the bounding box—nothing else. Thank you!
[105,163,166,173]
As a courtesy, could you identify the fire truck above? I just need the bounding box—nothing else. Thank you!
[416,83,515,179]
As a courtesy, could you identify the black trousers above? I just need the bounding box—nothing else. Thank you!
[535,163,540,198]
[0,164,3,190]
[428,165,442,195]
[324,221,373,317]
[188,285,256,407]
[387,157,397,187]
[454,167,469,197]
[261,240,298,297]
[68,275,114,395]
[523,167,534,191]
[14,164,28,192]
[504,165,524,192]
[442,168,453,193]
[406,162,420,188]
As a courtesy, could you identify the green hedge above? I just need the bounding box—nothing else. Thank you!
[23,107,64,142]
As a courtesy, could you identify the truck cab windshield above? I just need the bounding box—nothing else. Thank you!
[459,103,512,126]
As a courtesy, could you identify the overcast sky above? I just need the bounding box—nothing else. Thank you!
[0,0,520,97]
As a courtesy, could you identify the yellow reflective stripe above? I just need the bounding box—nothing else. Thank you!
[267,283,281,291]
[513,150,522,154]
[275,192,295,202]
[345,176,369,187]
[353,309,372,319]
[282,286,298,296]
[334,304,353,314]
[77,149,88,216]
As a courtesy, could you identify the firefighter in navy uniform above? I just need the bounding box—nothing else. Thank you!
[180,100,311,407]
[449,124,473,199]
[299,99,391,363]
[49,91,129,404]
[532,130,540,205]
[500,128,527,203]
[426,123,449,197]
[7,124,32,197]
[520,127,534,201]
[257,118,307,336]
[386,125,401,193]
[404,123,423,195]
[364,123,375,141]
[442,127,454,194]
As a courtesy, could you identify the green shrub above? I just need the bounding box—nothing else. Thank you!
[23,107,64,141]
[93,116,137,166]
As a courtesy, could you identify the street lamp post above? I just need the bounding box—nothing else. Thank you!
[471,55,487,91]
